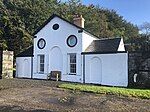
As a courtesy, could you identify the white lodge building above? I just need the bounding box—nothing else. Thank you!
[16,14,128,87]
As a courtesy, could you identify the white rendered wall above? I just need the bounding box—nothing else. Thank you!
[16,57,32,78]
[117,38,125,51]
[84,53,128,87]
[82,31,97,52]
[33,16,83,82]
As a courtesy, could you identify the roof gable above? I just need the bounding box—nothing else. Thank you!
[85,38,122,53]
[33,14,83,35]
[33,14,99,39]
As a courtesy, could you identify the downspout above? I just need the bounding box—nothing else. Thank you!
[31,56,33,79]
[83,54,85,83]
[127,51,129,87]
[0,50,3,79]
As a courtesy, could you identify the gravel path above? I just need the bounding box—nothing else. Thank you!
[0,79,149,112]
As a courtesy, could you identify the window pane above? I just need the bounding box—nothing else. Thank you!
[39,40,44,48]
[74,69,76,73]
[40,55,44,63]
[40,64,44,72]
[70,58,76,63]
[38,55,45,73]
[70,54,76,63]
[70,68,76,73]
[70,64,75,69]
[70,69,74,73]
[69,53,76,75]
[40,67,44,72]
[70,54,76,59]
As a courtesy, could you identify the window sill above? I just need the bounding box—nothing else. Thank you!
[63,73,81,76]
[68,73,76,75]
[37,72,44,74]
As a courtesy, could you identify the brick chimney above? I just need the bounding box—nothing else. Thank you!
[73,15,85,28]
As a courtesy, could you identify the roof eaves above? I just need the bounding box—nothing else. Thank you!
[81,51,127,55]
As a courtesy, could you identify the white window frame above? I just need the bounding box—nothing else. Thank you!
[68,53,76,75]
[37,55,45,73]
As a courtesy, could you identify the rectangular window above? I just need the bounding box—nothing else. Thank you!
[68,53,76,75]
[37,55,45,73]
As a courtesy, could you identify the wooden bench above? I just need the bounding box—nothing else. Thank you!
[48,71,61,81]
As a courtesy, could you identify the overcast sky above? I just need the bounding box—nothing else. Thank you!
[62,0,150,26]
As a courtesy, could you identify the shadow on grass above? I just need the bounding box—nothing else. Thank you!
[0,106,53,112]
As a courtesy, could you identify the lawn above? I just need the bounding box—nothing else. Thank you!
[59,83,150,99]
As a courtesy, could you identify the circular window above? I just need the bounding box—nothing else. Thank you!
[67,35,77,47]
[37,38,46,49]
[52,24,59,30]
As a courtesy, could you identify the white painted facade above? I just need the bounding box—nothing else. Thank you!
[117,38,125,51]
[16,57,32,78]
[32,17,83,81]
[82,31,97,51]
[83,53,128,87]
[16,14,128,87]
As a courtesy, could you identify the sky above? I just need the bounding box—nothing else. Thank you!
[62,0,150,26]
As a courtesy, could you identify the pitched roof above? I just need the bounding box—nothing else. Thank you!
[16,46,33,57]
[84,38,122,53]
[33,14,98,39]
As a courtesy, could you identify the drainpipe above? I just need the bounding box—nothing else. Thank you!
[31,57,33,79]
[83,54,85,83]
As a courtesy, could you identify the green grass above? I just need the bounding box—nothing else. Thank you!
[59,83,150,99]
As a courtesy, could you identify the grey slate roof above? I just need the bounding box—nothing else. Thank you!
[16,46,33,57]
[85,38,121,53]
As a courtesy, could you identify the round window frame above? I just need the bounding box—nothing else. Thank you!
[52,24,59,30]
[66,35,77,47]
[37,38,46,49]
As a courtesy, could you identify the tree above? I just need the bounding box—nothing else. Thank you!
[0,0,140,54]
[136,22,150,51]
[139,22,150,41]
[140,22,150,36]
